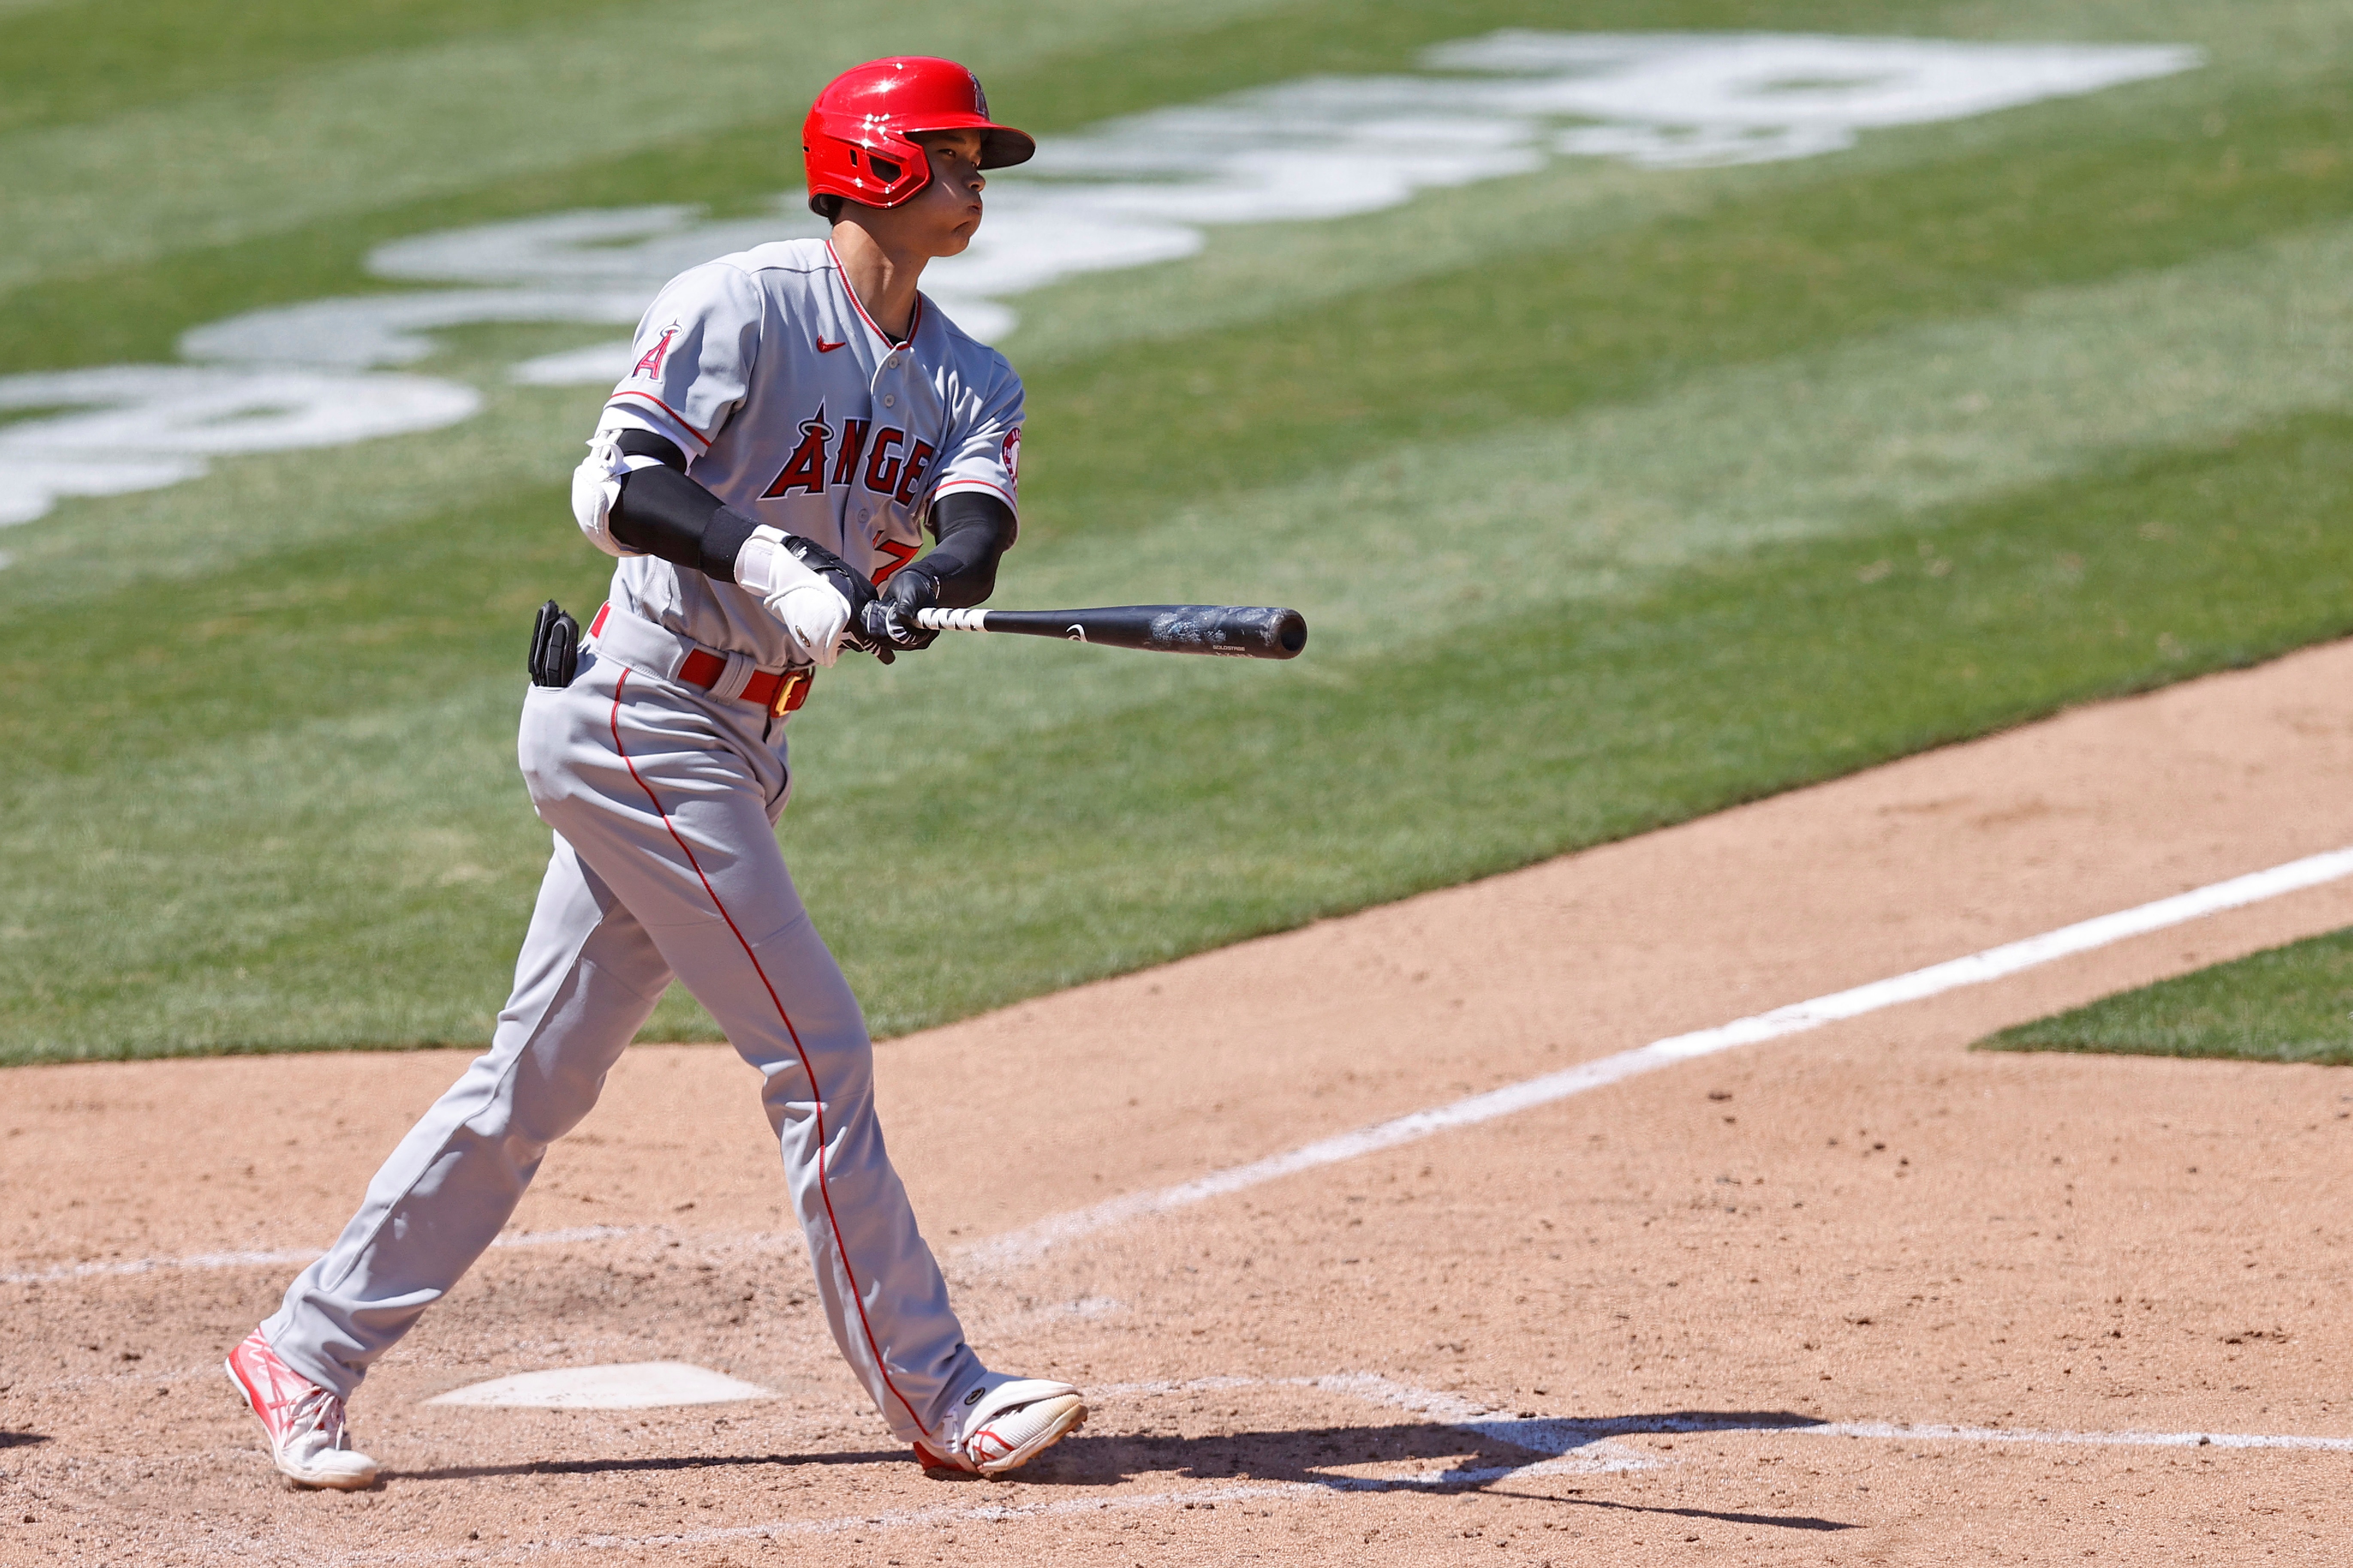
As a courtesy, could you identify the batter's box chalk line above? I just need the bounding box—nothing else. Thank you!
[12,845,2353,1291]
[1123,1373,2353,1459]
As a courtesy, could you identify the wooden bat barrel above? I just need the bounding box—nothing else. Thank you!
[914,605,1307,660]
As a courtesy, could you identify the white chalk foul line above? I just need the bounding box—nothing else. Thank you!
[966,846,2353,1266]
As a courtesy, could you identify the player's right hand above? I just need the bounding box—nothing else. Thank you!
[734,527,876,668]
[861,568,943,655]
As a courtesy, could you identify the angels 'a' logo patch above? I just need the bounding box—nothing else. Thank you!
[632,323,680,381]
[1001,427,1021,489]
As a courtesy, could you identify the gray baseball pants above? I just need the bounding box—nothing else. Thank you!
[262,619,981,1449]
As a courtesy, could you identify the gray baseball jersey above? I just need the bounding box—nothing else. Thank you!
[599,236,1024,669]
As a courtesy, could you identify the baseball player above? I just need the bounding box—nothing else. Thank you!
[225,57,1086,1489]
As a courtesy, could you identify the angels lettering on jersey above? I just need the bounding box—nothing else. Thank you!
[760,403,933,583]
[762,403,937,508]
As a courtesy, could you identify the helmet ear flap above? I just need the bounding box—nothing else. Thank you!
[804,112,929,209]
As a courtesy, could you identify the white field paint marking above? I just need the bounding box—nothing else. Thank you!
[324,32,2196,374]
[0,1222,641,1286]
[0,365,480,529]
[0,33,2195,539]
[965,845,2353,1268]
[1302,1372,1645,1469]
[426,1361,771,1410]
[1804,1421,2353,1453]
[15,846,2353,1289]
[1101,1374,2353,1461]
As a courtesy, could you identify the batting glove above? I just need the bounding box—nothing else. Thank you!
[734,527,877,667]
[861,566,943,655]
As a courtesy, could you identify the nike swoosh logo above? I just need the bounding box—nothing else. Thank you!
[817,338,847,353]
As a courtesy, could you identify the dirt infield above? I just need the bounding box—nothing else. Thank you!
[10,642,2353,1565]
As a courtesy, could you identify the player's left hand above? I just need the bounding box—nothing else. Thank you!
[737,527,878,667]
[861,568,943,656]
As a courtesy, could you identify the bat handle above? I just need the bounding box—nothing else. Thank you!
[913,608,991,633]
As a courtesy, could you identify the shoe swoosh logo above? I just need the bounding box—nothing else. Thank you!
[817,338,847,353]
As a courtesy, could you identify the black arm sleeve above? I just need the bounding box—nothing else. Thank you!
[913,491,1017,608]
[606,430,761,583]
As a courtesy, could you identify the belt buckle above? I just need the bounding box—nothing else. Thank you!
[770,667,812,717]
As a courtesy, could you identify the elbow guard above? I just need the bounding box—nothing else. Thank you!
[570,426,759,580]
[569,429,664,558]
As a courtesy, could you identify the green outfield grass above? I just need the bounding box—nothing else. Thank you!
[1979,930,2353,1066]
[5,0,2353,1060]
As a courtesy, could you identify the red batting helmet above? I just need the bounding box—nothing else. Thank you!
[802,57,1035,215]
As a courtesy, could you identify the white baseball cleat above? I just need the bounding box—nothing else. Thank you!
[913,1375,1089,1476]
[224,1329,380,1490]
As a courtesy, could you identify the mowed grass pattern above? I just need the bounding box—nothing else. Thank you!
[5,0,2353,1057]
[1980,929,2353,1067]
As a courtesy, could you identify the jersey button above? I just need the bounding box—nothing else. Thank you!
[882,394,897,408]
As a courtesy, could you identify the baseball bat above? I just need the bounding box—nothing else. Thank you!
[913,604,1307,660]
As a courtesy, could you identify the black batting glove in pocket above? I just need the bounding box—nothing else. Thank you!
[528,599,580,687]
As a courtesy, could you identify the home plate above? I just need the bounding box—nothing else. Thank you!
[426,1362,774,1410]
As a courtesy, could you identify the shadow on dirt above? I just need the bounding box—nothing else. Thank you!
[0,1432,50,1449]
[388,1407,1855,1531]
[1510,1493,1854,1531]
[391,1447,905,1482]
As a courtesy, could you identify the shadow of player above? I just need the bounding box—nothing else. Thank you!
[388,1407,1852,1532]
[393,1446,907,1482]
[1003,1409,1853,1533]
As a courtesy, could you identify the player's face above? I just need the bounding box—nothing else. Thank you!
[892,130,988,258]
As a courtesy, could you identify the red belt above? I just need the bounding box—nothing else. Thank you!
[679,649,811,715]
[588,603,810,715]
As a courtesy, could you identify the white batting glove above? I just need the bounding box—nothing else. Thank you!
[734,527,857,667]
